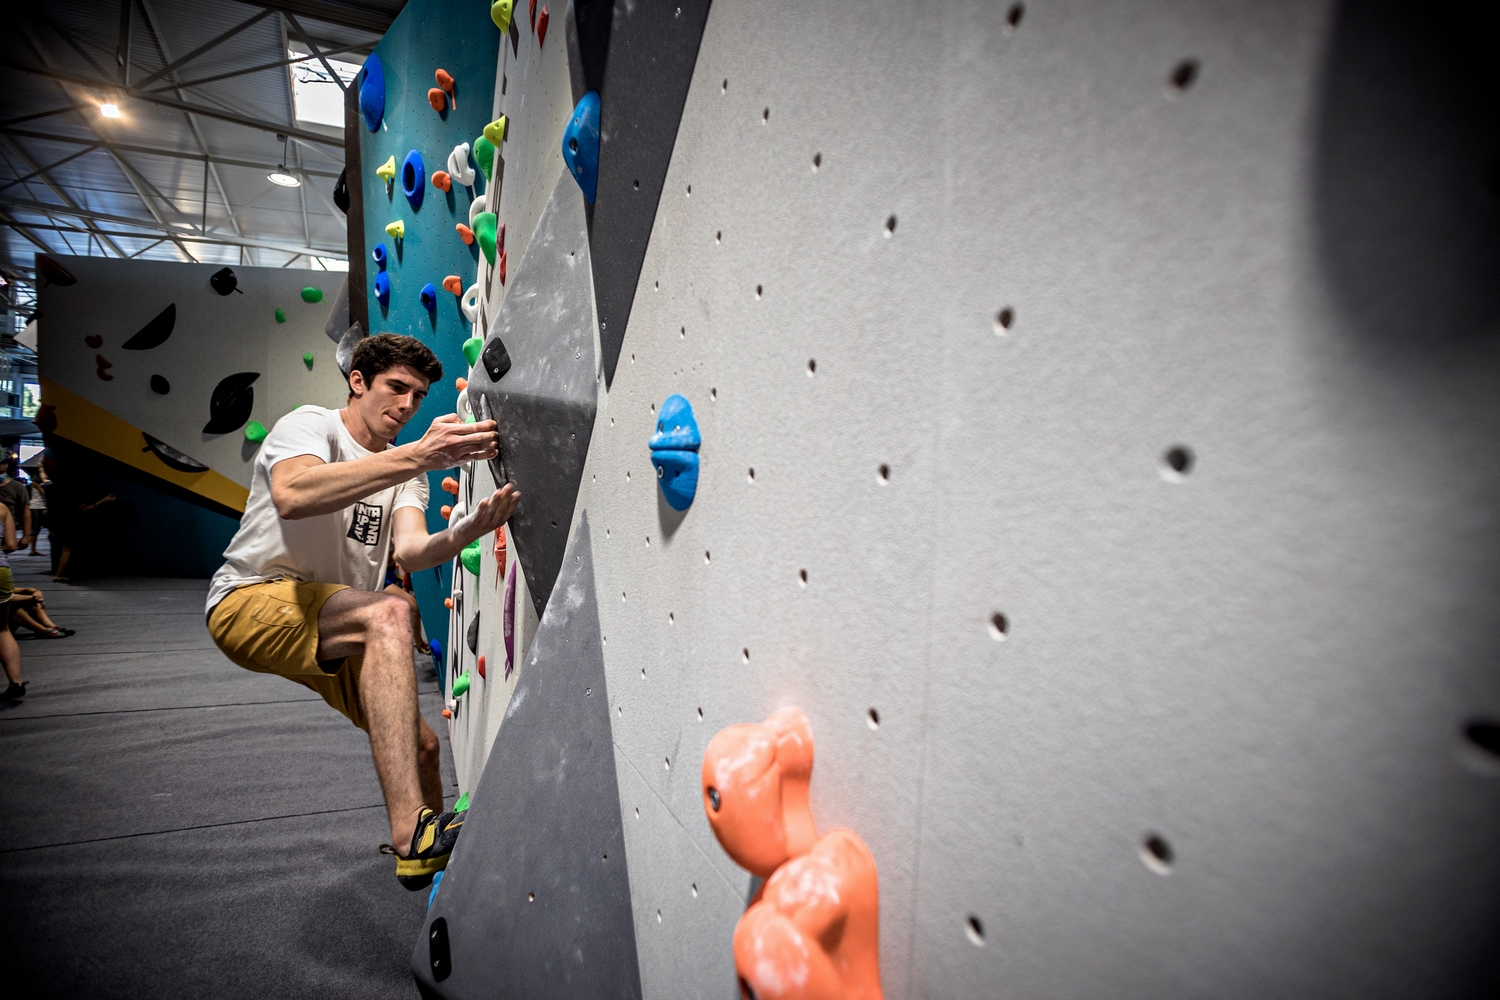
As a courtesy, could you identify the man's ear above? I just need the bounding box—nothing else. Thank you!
[348,369,366,397]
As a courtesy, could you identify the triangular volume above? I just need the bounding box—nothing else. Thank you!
[589,0,713,387]
[413,516,642,1000]
[466,174,597,619]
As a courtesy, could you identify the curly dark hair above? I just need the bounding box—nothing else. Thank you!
[348,333,442,397]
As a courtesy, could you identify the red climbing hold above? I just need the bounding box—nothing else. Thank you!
[498,222,506,252]
[528,0,536,30]
[537,4,549,46]
[85,334,102,348]
[477,654,487,679]
[428,87,446,112]
[456,223,474,245]
[96,367,114,381]
[441,477,459,495]
[95,354,112,368]
[498,250,507,285]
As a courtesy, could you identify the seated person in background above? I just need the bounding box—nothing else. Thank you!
[10,587,72,638]
[0,506,24,702]
[205,334,518,890]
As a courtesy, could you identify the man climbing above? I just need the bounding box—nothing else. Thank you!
[206,334,517,889]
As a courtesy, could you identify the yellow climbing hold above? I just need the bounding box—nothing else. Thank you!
[491,0,513,32]
[483,116,508,148]
[375,155,396,183]
[385,220,405,239]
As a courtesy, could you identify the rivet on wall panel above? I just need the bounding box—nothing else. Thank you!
[994,307,1014,335]
[1168,59,1199,95]
[966,915,986,947]
[1141,833,1173,875]
[1161,446,1194,481]
[1005,3,1023,32]
[989,613,1009,641]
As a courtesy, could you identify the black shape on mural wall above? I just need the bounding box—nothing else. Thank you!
[121,303,176,350]
[142,434,208,473]
[466,612,480,655]
[37,255,77,286]
[589,0,712,387]
[467,175,597,619]
[149,375,170,395]
[411,516,642,1000]
[203,372,259,434]
[209,267,242,296]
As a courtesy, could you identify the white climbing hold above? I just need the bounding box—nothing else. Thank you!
[468,197,487,228]
[448,142,476,188]
[461,283,481,323]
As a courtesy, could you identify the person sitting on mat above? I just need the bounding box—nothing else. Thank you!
[0,505,25,703]
[205,334,518,890]
[9,587,73,638]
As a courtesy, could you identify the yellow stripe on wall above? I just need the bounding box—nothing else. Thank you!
[39,376,249,513]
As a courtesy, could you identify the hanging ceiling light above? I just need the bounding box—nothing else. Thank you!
[267,133,301,187]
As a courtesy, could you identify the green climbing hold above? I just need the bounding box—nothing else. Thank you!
[460,538,482,576]
[473,135,496,181]
[474,212,497,266]
[300,287,323,303]
[244,420,268,443]
[303,352,314,368]
[452,671,471,697]
[274,308,286,323]
[453,791,471,813]
[463,336,484,368]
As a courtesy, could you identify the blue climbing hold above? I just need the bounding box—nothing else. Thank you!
[648,394,702,451]
[401,149,425,209]
[651,449,700,511]
[428,869,444,909]
[358,52,385,132]
[648,394,701,511]
[420,282,437,312]
[429,638,444,684]
[374,271,391,307]
[371,243,387,270]
[561,91,601,203]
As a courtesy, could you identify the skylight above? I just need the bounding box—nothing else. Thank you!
[290,50,361,129]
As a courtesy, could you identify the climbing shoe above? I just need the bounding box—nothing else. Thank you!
[380,807,464,891]
[1,681,26,702]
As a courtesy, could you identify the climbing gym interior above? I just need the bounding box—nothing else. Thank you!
[4,0,1500,998]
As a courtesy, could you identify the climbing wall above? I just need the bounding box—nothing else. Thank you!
[410,0,1500,997]
[36,255,351,574]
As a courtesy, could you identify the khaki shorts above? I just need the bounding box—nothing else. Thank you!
[208,579,368,730]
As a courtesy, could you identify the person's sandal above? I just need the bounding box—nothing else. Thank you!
[1,681,26,702]
[379,807,464,890]
[36,627,67,639]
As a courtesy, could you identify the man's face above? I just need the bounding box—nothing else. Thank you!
[350,364,430,438]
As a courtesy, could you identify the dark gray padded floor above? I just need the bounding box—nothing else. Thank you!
[0,543,456,999]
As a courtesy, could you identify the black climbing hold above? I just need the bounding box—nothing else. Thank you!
[37,255,77,286]
[149,374,170,395]
[121,303,176,350]
[467,612,480,655]
[209,267,242,295]
[428,917,451,982]
[482,335,512,382]
[142,433,208,473]
[333,167,350,214]
[203,372,259,434]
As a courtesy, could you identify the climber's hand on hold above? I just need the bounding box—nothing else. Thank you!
[413,413,499,470]
[446,485,520,547]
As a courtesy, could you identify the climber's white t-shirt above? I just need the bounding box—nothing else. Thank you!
[206,405,429,613]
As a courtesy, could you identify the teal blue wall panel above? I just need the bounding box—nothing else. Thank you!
[360,0,502,643]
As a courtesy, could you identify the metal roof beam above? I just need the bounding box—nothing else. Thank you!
[0,143,104,195]
[244,0,399,35]
[0,128,341,179]
[283,12,348,93]
[133,8,275,89]
[142,42,368,95]
[0,134,127,258]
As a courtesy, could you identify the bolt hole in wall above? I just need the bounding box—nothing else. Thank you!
[884,214,897,237]
[697,707,704,720]
[1161,445,1194,481]
[748,467,756,482]
[798,569,808,587]
[755,284,763,299]
[691,883,698,898]
[812,152,822,171]
[1460,719,1500,774]
[867,708,880,730]
[1168,58,1199,94]
[762,107,770,123]
[989,612,1009,641]
[878,463,891,484]
[807,359,816,376]
[1005,2,1023,30]
[742,648,750,664]
[994,306,1014,335]
[1141,833,1174,875]
[966,914,986,947]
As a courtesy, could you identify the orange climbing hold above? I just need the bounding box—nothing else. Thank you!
[455,380,468,395]
[477,654,486,679]
[442,708,453,719]
[444,597,453,609]
[537,3,549,46]
[428,87,446,112]
[443,275,463,295]
[436,68,456,109]
[702,707,884,1000]
[441,504,453,520]
[456,223,474,245]
[432,170,452,192]
[441,477,459,495]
